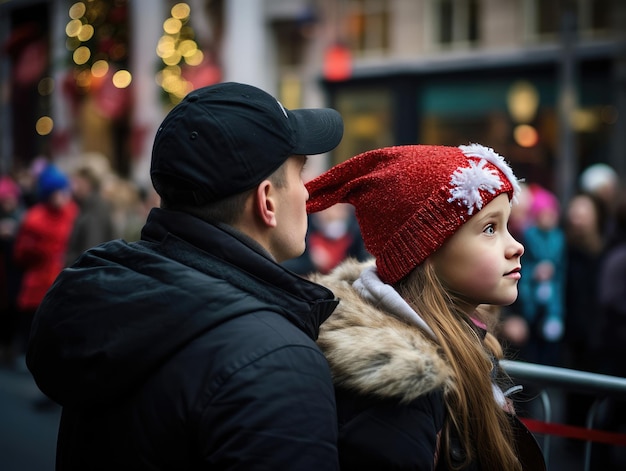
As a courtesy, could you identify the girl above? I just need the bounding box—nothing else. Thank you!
[307,144,544,470]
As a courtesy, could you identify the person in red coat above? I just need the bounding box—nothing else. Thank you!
[13,164,78,355]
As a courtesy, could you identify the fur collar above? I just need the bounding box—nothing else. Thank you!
[310,259,453,403]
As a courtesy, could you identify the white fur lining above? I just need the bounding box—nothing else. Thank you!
[353,265,437,340]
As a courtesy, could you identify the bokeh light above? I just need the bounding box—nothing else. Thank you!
[163,18,182,35]
[179,39,197,58]
[184,49,203,66]
[157,36,176,58]
[65,19,82,37]
[77,24,94,42]
[171,3,191,20]
[513,124,539,148]
[163,51,182,66]
[69,2,86,20]
[157,3,207,103]
[73,45,91,65]
[507,80,539,124]
[112,70,132,88]
[91,60,109,78]
[36,116,54,136]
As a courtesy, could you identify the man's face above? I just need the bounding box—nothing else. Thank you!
[269,155,309,263]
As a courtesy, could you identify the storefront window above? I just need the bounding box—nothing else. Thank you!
[418,75,613,191]
[333,87,393,164]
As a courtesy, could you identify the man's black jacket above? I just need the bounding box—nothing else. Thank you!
[27,208,340,470]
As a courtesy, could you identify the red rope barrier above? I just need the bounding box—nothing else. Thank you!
[520,418,626,447]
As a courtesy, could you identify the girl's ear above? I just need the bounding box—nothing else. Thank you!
[254,180,278,228]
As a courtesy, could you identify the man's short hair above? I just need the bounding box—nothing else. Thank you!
[161,161,287,225]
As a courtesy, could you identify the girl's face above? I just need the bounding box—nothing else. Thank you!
[429,194,524,314]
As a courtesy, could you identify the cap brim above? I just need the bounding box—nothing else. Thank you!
[290,108,344,155]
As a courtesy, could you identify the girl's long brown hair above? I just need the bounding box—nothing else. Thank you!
[395,262,521,471]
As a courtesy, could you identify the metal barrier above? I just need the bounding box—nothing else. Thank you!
[501,360,626,470]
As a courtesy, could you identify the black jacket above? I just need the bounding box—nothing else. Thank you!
[27,208,340,470]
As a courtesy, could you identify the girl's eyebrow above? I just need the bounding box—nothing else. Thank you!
[475,210,501,221]
[473,209,508,226]
[482,210,501,218]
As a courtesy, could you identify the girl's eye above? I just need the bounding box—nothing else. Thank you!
[484,224,495,235]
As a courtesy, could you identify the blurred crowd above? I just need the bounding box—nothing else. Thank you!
[2,156,625,381]
[0,154,625,449]
[0,154,160,369]
[498,162,625,376]
[496,162,626,468]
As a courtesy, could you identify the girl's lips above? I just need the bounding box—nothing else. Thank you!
[505,267,521,279]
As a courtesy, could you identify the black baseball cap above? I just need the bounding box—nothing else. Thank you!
[150,82,344,205]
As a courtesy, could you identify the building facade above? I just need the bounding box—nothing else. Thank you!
[317,0,626,205]
[1,0,624,201]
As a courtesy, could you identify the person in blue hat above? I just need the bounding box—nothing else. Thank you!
[26,83,344,470]
[13,164,78,358]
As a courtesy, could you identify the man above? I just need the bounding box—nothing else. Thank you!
[27,82,343,470]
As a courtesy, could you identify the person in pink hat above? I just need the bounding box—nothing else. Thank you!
[517,184,566,366]
[307,144,544,470]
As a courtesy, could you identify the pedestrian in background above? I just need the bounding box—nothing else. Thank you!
[283,202,370,276]
[13,164,78,359]
[517,185,566,366]
[26,82,344,470]
[307,144,544,470]
[562,191,607,430]
[579,163,620,240]
[65,163,115,266]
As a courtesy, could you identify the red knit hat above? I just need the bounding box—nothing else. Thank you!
[306,144,521,284]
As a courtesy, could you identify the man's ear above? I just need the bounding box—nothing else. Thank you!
[255,180,278,228]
